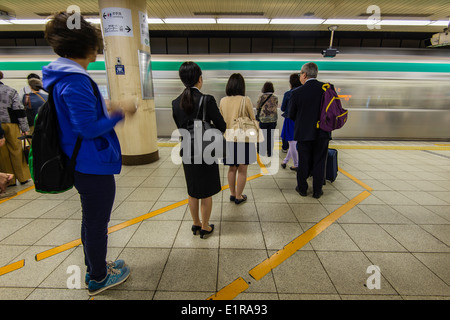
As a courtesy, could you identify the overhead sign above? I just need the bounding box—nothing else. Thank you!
[101,7,134,37]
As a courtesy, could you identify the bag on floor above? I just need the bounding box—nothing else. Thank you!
[326,148,338,182]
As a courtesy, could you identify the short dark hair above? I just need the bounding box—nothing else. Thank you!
[27,73,40,80]
[45,12,103,59]
[261,82,274,93]
[226,73,245,96]
[289,73,301,88]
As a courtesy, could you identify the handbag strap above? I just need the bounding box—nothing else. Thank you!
[238,96,246,118]
[195,95,206,121]
[257,94,272,118]
[260,94,273,108]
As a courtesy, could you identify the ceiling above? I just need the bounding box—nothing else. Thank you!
[0,0,449,33]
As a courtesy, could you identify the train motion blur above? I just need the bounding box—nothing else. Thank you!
[1,50,449,140]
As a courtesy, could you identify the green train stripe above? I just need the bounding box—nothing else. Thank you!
[1,60,449,73]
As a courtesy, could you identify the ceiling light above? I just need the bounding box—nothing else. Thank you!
[378,20,431,26]
[148,18,164,24]
[9,19,48,24]
[324,19,369,25]
[428,20,449,26]
[164,18,216,24]
[9,19,49,25]
[270,19,324,24]
[86,18,101,24]
[217,18,270,24]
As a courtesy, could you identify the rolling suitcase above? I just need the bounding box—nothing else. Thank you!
[326,148,338,182]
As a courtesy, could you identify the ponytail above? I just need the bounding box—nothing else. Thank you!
[180,87,194,114]
[178,61,202,113]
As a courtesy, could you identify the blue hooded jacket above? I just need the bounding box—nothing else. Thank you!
[42,57,123,175]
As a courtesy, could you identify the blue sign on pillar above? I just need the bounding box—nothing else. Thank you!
[115,64,125,75]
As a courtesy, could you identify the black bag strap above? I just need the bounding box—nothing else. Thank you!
[195,95,207,121]
[257,93,273,118]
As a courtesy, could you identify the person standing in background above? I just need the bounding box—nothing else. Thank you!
[289,63,331,199]
[0,71,31,186]
[220,73,257,205]
[280,73,302,171]
[256,81,278,158]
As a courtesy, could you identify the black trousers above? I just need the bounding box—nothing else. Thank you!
[74,172,116,282]
[258,121,277,157]
[296,138,329,194]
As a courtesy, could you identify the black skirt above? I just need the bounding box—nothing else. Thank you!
[223,141,257,166]
[182,162,222,199]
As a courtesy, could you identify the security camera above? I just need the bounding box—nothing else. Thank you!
[322,48,340,58]
[322,26,340,58]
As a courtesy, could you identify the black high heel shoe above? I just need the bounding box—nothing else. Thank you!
[200,224,214,239]
[191,225,201,235]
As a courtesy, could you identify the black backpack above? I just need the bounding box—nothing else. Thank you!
[29,80,97,194]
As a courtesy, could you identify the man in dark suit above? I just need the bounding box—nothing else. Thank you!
[288,63,331,199]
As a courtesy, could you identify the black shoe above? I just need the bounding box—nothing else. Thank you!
[281,163,286,169]
[230,195,236,202]
[200,224,214,239]
[290,166,298,172]
[313,190,324,199]
[295,186,307,197]
[234,194,247,204]
[191,225,201,235]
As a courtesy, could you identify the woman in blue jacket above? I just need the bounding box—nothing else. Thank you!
[280,73,302,170]
[43,12,129,296]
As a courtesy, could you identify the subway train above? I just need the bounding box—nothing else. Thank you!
[1,49,449,140]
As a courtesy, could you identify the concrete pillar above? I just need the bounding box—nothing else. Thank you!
[98,0,159,165]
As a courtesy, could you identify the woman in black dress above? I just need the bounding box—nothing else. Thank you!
[172,62,226,239]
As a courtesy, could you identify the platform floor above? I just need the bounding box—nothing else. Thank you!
[0,140,449,300]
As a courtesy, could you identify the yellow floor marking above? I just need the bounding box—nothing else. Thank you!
[157,142,179,147]
[34,173,264,262]
[207,277,249,300]
[338,168,374,192]
[0,186,35,205]
[256,154,269,175]
[0,260,25,276]
[248,190,372,281]
[35,239,82,261]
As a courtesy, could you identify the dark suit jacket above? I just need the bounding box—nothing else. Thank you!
[288,79,331,141]
[172,88,226,133]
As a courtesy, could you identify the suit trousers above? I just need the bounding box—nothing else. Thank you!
[296,138,329,194]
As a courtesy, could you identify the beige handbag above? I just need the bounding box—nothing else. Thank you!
[225,97,264,143]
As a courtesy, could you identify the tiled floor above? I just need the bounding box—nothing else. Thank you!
[0,140,449,300]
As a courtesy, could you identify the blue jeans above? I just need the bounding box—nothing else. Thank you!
[74,172,116,282]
